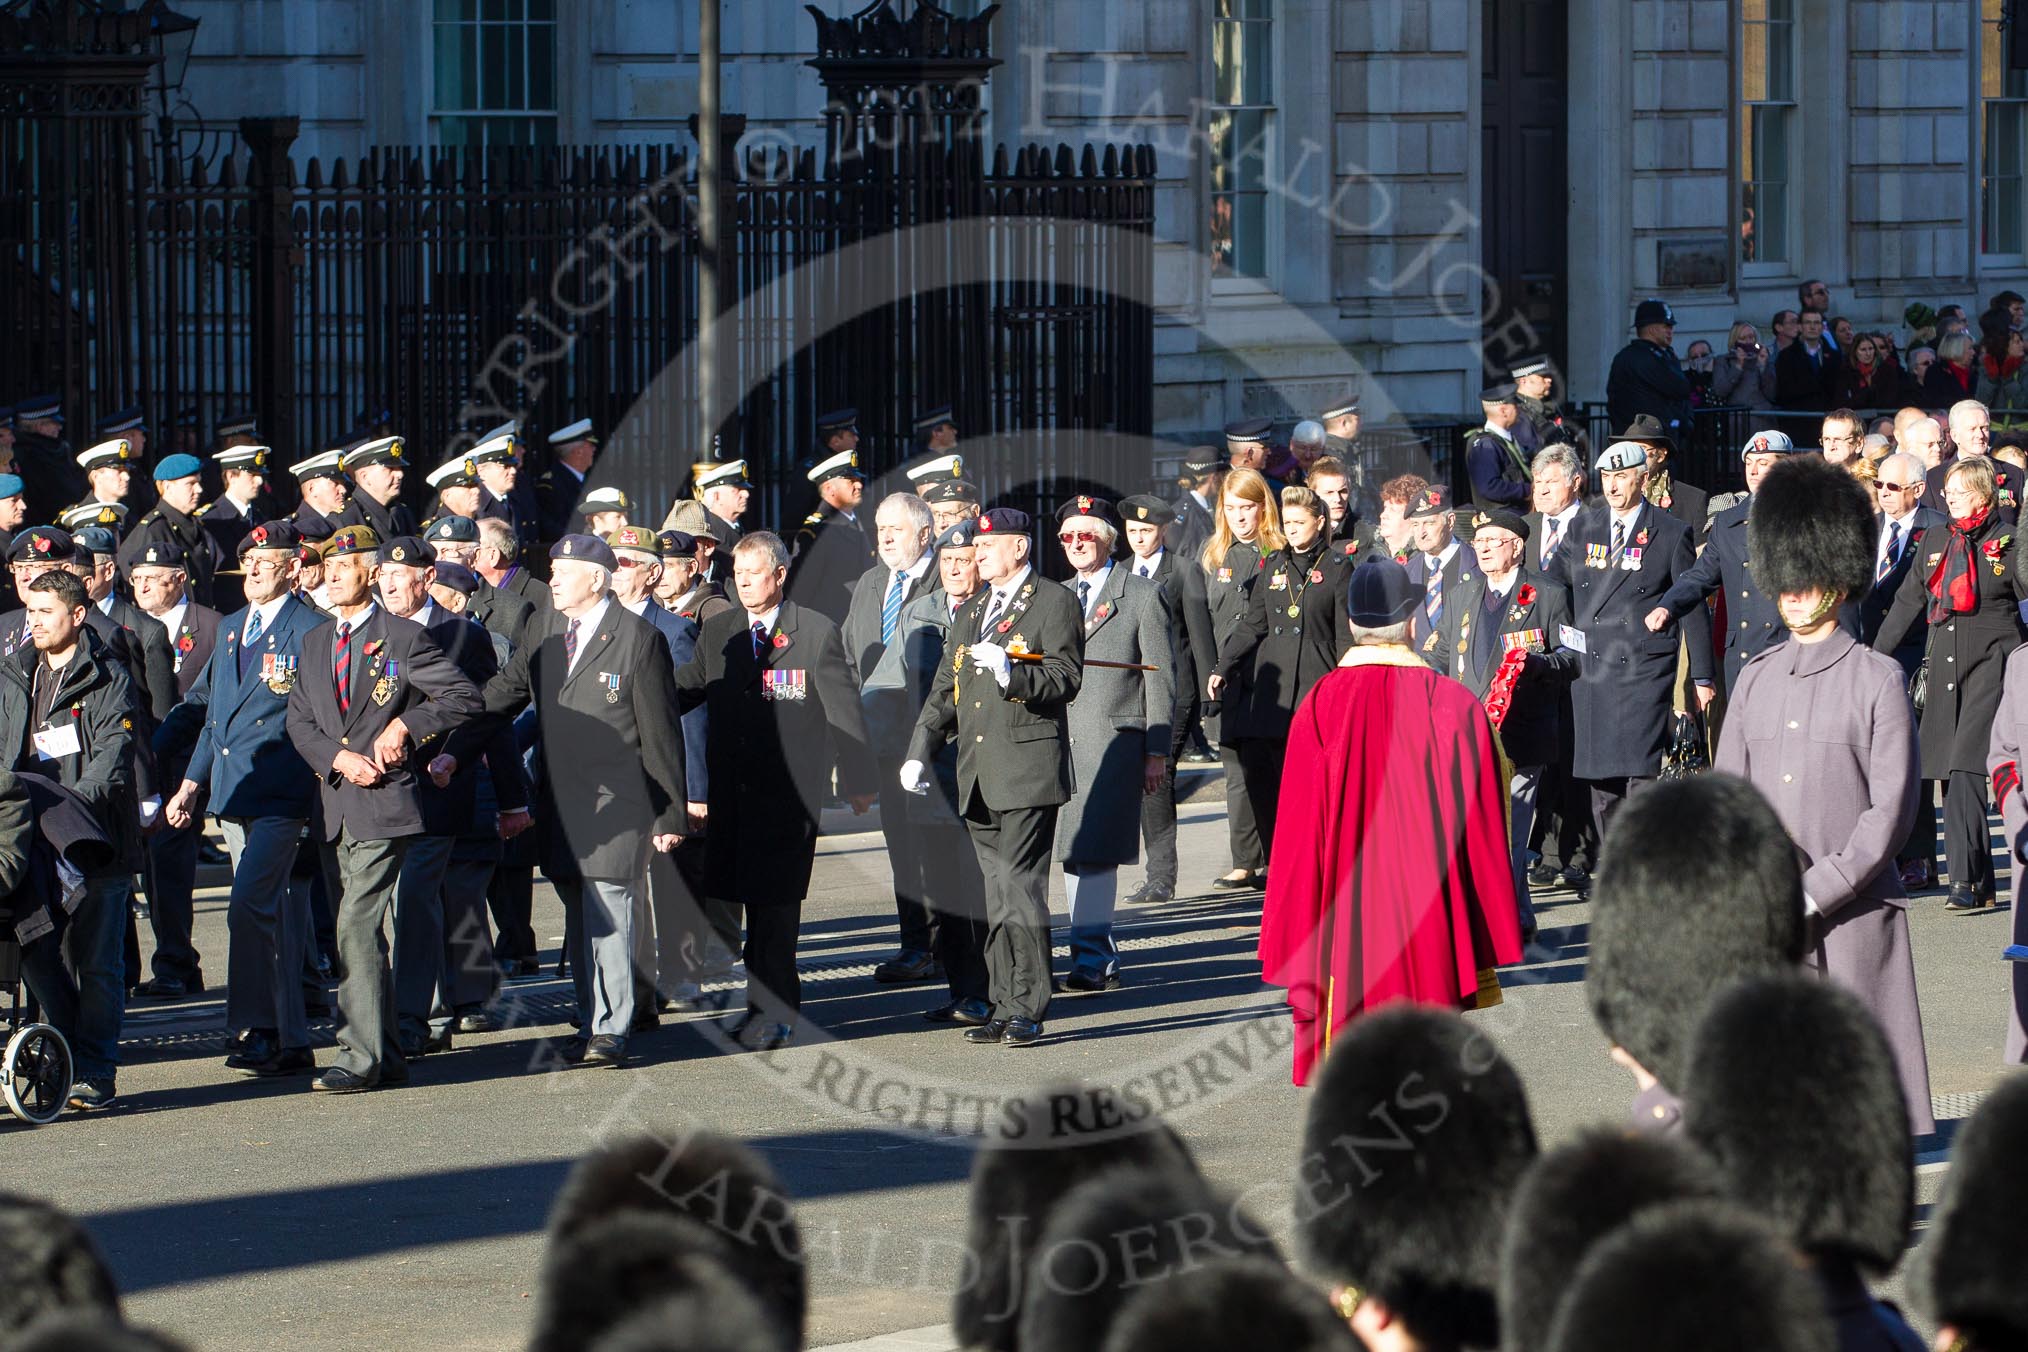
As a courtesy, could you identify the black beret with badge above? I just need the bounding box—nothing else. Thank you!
[380,536,435,566]
[1116,494,1177,527]
[1468,507,1531,542]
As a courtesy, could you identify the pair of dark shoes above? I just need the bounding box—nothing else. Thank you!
[1209,869,1265,891]
[1945,885,2002,914]
[555,1033,629,1068]
[873,949,942,983]
[1056,968,1121,995]
[964,1017,1043,1047]
[226,1030,315,1077]
[1123,880,1174,905]
[503,957,545,980]
[924,997,993,1025]
[398,1029,454,1060]
[136,972,204,1000]
[722,1010,793,1051]
[312,1060,409,1094]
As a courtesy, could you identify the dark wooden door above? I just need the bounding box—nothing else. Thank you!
[1479,0,1569,381]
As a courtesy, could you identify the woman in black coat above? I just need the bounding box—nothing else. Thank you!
[1872,456,2028,910]
[1208,488,1351,870]
[1200,468,1284,889]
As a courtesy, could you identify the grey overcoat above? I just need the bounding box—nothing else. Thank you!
[1718,627,1935,1134]
[1982,643,2028,1066]
[1056,566,1174,866]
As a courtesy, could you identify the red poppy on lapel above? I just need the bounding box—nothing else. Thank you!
[996,619,1013,634]
[1093,602,1111,622]
[1635,529,1650,547]
[176,633,195,654]
[364,639,385,657]
[1308,569,1324,584]
[1515,583,1536,608]
[772,632,790,650]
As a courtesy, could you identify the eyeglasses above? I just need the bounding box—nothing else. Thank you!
[614,556,654,569]
[1058,531,1103,545]
[1875,482,1913,493]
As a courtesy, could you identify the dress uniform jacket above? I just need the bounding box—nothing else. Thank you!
[1204,540,1267,666]
[533,465,587,544]
[704,511,742,586]
[1464,426,1532,510]
[1055,568,1173,867]
[673,601,873,905]
[198,499,263,571]
[843,559,942,758]
[1718,629,1934,1135]
[160,604,222,701]
[0,627,138,871]
[789,504,875,626]
[99,598,177,724]
[906,572,1085,812]
[467,576,538,652]
[1982,644,2028,1063]
[118,502,221,609]
[1605,337,1693,438]
[293,501,339,541]
[333,492,419,542]
[1169,492,1216,564]
[1427,570,1578,769]
[1213,543,1351,741]
[1654,497,1786,694]
[1146,550,1216,741]
[162,594,326,820]
[285,607,482,841]
[1871,515,2028,778]
[485,602,688,882]
[1861,508,1946,677]
[1547,502,1715,780]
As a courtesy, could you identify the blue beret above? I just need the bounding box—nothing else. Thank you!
[1347,557,1421,626]
[550,533,618,570]
[933,520,977,551]
[423,514,481,544]
[153,452,204,482]
[975,507,1031,535]
[76,526,123,559]
[0,474,23,500]
[430,561,480,596]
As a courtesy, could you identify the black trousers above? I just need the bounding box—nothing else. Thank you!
[961,793,1056,1023]
[1899,779,1940,870]
[1236,737,1289,868]
[487,864,538,962]
[741,902,802,1020]
[922,822,988,1003]
[1588,776,1653,839]
[142,818,202,982]
[877,758,935,954]
[1140,697,1195,888]
[1944,770,1997,896]
[1221,744,1264,874]
[1529,760,1599,874]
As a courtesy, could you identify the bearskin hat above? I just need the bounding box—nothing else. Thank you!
[1102,1256,1364,1352]
[532,1211,788,1352]
[11,1317,190,1352]
[1919,1074,2028,1350]
[1544,1200,1835,1352]
[545,1131,803,1346]
[0,1194,121,1331]
[1016,1165,1280,1352]
[1295,1006,1538,1351]
[954,1084,1198,1352]
[1497,1129,1726,1352]
[1682,974,1913,1272]
[1585,773,1806,1091]
[1749,453,1877,600]
[588,1289,789,1352]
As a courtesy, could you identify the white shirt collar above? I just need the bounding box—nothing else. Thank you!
[1882,505,1918,530]
[1427,539,1461,569]
[1484,421,1517,443]
[1550,502,1582,526]
[622,595,650,616]
[563,595,613,671]
[155,601,189,638]
[744,603,782,634]
[892,553,932,588]
[1485,571,1520,601]
[332,601,378,632]
[1073,562,1113,614]
[1610,502,1645,535]
[95,594,115,616]
[992,565,1034,606]
[1190,489,1210,510]
[245,593,289,638]
[412,600,440,629]
[1135,549,1164,576]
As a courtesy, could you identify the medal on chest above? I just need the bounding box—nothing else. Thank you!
[600,672,623,704]
[371,658,399,707]
[262,652,297,694]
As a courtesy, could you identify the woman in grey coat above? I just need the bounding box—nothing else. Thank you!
[1717,456,1934,1134]
[1052,497,1174,991]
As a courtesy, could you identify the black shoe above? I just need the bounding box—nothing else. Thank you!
[721,1010,758,1042]
[548,1036,588,1067]
[422,1028,454,1055]
[1527,861,1561,887]
[1124,881,1174,905]
[965,1019,1009,1045]
[1945,885,2000,914]
[456,1010,499,1034]
[732,1018,792,1052]
[582,1034,629,1068]
[250,1047,316,1078]
[137,973,203,1000]
[199,839,231,866]
[630,1007,661,1033]
[505,958,544,980]
[925,997,993,1025]
[1209,871,1256,890]
[398,1036,431,1061]
[311,1067,375,1094]
[873,949,940,983]
[1001,1017,1044,1047]
[1062,968,1122,994]
[225,1032,280,1072]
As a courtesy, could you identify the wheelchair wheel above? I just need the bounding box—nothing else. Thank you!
[3,1023,72,1125]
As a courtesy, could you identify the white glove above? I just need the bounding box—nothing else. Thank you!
[899,759,930,795]
[970,639,1012,687]
[138,796,163,828]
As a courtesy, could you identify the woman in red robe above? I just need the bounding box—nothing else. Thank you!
[1259,559,1523,1085]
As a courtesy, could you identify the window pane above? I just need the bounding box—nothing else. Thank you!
[529,25,556,110]
[1208,110,1234,192]
[1229,109,1270,192]
[1742,23,1767,102]
[1239,22,1273,104]
[1230,194,1267,277]
[1210,192,1236,276]
[1213,23,1240,104]
[1765,21,1793,100]
[482,23,511,109]
[434,0,471,21]
[1986,103,2026,255]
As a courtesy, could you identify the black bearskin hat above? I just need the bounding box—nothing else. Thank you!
[0,1194,121,1331]
[1498,1129,1727,1352]
[1295,1006,1538,1351]
[1103,1256,1365,1352]
[1586,773,1806,1091]
[1682,974,1913,1272]
[1920,1074,2028,1350]
[1749,453,1877,600]
[532,1211,789,1352]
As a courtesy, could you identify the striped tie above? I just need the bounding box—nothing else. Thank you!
[1877,522,1901,584]
[1425,565,1443,625]
[1612,518,1626,558]
[564,619,581,669]
[882,571,905,645]
[333,621,353,715]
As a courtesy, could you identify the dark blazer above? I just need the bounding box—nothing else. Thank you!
[158,603,223,700]
[843,558,942,759]
[199,499,264,613]
[1774,340,1846,412]
[1405,541,1477,642]
[1547,501,1715,780]
[497,565,553,613]
[285,606,482,841]
[1169,492,1217,564]
[0,627,138,870]
[118,502,222,608]
[162,594,327,820]
[1860,507,1945,676]
[1428,570,1578,768]
[333,492,419,541]
[907,569,1085,812]
[533,465,588,543]
[1923,459,2022,524]
[293,501,339,541]
[1205,540,1268,649]
[1464,427,1533,510]
[671,580,737,627]
[704,511,742,586]
[674,601,873,905]
[467,577,537,652]
[630,598,708,802]
[415,608,527,838]
[1146,548,1217,736]
[1653,497,1786,693]
[1213,543,1350,742]
[484,600,688,880]
[789,504,876,625]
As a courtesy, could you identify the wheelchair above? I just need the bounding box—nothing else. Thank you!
[0,934,71,1125]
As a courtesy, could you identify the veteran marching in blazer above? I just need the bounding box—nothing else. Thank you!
[905,507,1084,1048]
[675,531,875,1053]
[284,525,482,1093]
[1050,496,1173,995]
[1547,438,1714,829]
[160,522,328,1077]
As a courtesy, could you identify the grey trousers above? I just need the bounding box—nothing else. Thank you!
[569,876,641,1039]
[1507,766,1543,935]
[391,833,456,1042]
[433,849,501,1032]
[332,832,411,1079]
[222,816,313,1049]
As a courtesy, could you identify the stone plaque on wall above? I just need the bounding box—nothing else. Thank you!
[1657,237,1730,290]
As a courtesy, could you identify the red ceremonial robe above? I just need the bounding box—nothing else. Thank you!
[1259,645,1523,1085]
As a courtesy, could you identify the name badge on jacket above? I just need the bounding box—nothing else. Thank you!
[762,669,807,702]
[33,721,81,760]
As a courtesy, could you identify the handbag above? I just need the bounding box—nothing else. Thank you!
[1659,707,1710,781]
[1909,660,1928,714]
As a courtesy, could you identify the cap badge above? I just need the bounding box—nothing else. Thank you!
[1077,495,1093,512]
[1136,506,1148,520]
[390,546,406,562]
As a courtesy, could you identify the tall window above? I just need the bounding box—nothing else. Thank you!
[1982,0,2028,257]
[432,0,558,148]
[1739,0,1796,267]
[1210,0,1273,281]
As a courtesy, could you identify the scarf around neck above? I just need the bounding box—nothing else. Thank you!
[1927,503,1994,623]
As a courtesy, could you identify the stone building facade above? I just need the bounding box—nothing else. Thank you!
[167,0,2026,435]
